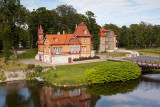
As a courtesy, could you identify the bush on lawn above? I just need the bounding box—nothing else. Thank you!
[85,62,141,83]
[35,65,43,73]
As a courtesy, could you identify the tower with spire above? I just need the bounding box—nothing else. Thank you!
[38,25,44,43]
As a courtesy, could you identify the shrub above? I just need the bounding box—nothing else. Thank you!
[27,64,35,69]
[35,65,43,73]
[85,62,141,83]
[1,76,7,81]
[26,72,37,79]
[0,72,6,81]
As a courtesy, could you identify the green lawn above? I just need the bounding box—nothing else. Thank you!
[0,58,27,71]
[17,48,38,60]
[39,61,109,85]
[137,48,160,57]
[98,52,130,57]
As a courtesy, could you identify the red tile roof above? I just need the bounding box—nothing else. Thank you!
[98,27,106,37]
[38,25,44,35]
[74,23,91,37]
[46,34,73,45]
[99,27,117,37]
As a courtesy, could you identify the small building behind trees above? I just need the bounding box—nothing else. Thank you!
[98,28,118,52]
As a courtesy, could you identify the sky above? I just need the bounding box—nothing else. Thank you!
[21,0,160,27]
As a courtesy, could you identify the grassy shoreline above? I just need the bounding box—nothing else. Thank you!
[38,61,109,85]
[136,48,160,57]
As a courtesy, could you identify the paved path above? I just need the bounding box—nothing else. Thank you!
[129,56,160,62]
[19,57,107,67]
[20,59,55,67]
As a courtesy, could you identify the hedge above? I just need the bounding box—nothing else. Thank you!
[85,62,141,83]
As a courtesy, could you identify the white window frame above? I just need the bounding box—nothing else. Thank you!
[49,47,50,53]
[82,47,86,52]
[53,48,55,53]
[45,47,46,52]
[60,47,62,52]
[84,30,87,34]
[110,44,113,48]
[84,37,87,43]
[106,44,108,48]
[110,37,113,41]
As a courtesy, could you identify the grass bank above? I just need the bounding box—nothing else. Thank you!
[0,58,27,71]
[98,52,130,57]
[17,48,38,60]
[137,48,160,57]
[37,61,109,85]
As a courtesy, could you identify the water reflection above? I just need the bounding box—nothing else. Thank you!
[0,81,42,107]
[86,79,140,96]
[40,86,92,107]
[0,74,160,107]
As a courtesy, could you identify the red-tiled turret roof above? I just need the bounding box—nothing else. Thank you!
[74,23,91,37]
[38,25,44,35]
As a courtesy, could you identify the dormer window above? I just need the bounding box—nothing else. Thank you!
[55,38,58,42]
[84,30,87,34]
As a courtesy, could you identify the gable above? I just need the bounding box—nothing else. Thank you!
[44,37,51,45]
[74,23,91,37]
[65,35,81,45]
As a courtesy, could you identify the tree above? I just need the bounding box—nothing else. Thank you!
[153,25,160,47]
[55,4,77,16]
[28,7,59,48]
[84,11,100,52]
[119,25,130,47]
[0,0,29,59]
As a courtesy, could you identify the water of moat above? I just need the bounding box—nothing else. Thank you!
[0,74,160,107]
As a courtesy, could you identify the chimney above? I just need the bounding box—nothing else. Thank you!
[63,30,65,34]
[57,32,60,34]
[75,24,77,29]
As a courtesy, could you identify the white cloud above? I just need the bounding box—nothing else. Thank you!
[105,94,134,103]
[21,0,160,26]
[59,0,160,26]
[21,0,40,11]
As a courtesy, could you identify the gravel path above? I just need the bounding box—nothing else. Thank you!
[129,55,160,62]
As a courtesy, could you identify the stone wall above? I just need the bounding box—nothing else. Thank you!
[5,70,27,82]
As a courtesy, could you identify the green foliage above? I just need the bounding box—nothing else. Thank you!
[27,64,35,69]
[44,72,57,82]
[26,72,38,79]
[0,72,6,81]
[0,0,29,60]
[35,65,42,73]
[84,11,100,51]
[37,61,108,85]
[17,49,38,60]
[85,62,141,83]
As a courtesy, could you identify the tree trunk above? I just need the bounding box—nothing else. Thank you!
[13,46,17,59]
[31,34,33,49]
